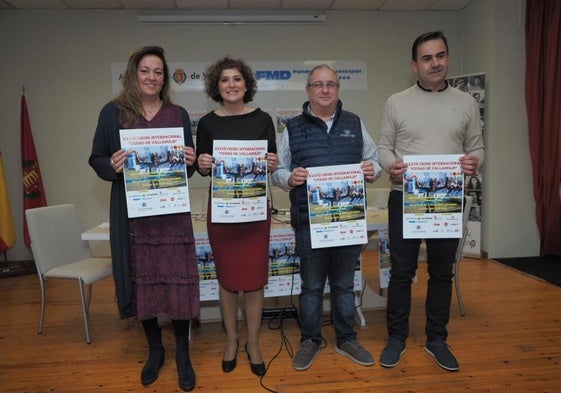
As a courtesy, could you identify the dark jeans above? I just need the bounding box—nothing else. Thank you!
[295,225,360,346]
[386,190,458,343]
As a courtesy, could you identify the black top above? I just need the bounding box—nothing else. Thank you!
[196,108,277,162]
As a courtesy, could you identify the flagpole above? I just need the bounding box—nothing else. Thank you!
[21,87,48,249]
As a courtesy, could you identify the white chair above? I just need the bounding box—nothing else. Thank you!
[454,195,473,316]
[25,204,113,344]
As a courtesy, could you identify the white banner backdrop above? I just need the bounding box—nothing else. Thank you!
[111,60,367,94]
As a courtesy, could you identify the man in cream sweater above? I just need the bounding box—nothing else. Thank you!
[377,30,485,372]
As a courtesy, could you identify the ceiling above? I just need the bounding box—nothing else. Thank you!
[0,0,473,12]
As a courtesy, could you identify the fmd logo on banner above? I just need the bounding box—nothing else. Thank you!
[111,61,367,94]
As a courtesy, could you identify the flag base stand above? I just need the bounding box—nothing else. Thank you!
[0,259,36,278]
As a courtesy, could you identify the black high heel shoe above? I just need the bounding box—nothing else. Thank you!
[245,342,266,377]
[222,340,239,373]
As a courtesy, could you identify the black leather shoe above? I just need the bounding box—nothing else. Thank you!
[178,361,196,392]
[222,340,239,373]
[245,342,266,377]
[141,346,165,386]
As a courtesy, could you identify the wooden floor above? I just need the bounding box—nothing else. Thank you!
[1,251,560,393]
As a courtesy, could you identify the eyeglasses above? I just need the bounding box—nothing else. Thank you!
[307,81,339,90]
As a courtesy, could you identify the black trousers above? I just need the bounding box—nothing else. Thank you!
[386,190,459,342]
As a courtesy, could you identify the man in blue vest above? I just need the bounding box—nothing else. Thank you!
[272,64,381,370]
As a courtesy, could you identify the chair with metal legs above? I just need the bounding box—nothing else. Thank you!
[26,204,113,344]
[454,195,473,316]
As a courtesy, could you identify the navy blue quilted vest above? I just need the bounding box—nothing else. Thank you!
[287,101,363,228]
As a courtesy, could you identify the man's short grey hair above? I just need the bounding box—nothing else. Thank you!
[306,64,340,86]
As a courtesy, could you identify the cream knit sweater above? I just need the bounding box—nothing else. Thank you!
[378,83,485,191]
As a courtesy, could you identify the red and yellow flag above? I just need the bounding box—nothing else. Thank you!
[21,90,47,248]
[0,149,16,252]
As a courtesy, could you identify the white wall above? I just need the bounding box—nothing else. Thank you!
[460,0,539,257]
[0,6,534,260]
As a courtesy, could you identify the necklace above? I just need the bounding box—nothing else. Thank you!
[221,105,248,116]
[143,100,162,114]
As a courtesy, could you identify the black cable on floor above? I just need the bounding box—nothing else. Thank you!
[257,259,301,392]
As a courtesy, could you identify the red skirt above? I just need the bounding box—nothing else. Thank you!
[206,200,270,292]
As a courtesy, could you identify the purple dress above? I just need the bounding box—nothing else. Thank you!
[127,104,200,320]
